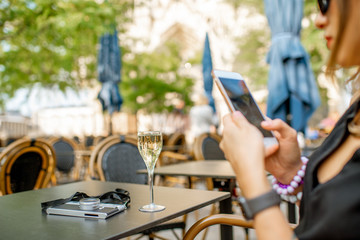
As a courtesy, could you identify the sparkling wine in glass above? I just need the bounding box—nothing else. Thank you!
[137,131,165,212]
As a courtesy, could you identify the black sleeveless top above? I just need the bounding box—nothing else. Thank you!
[295,99,360,239]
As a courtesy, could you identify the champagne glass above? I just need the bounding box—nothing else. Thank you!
[137,131,165,212]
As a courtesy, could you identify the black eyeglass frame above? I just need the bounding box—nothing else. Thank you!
[318,0,331,15]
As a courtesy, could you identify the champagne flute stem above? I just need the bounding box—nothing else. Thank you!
[148,169,154,205]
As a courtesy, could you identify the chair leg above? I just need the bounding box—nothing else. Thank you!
[148,233,168,240]
[201,203,218,240]
[50,173,57,186]
[201,227,209,240]
[133,235,144,240]
[73,153,82,180]
[182,214,188,237]
[171,229,181,240]
[244,228,250,240]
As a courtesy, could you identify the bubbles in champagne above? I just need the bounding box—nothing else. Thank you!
[138,132,162,170]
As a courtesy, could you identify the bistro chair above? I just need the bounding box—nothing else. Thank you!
[96,135,147,183]
[162,133,170,146]
[72,135,81,144]
[161,132,192,167]
[184,214,253,240]
[192,132,229,190]
[0,137,56,195]
[89,135,121,180]
[94,135,187,240]
[156,150,192,187]
[183,213,298,240]
[164,132,187,153]
[2,137,19,147]
[158,132,192,187]
[93,135,107,146]
[192,132,237,239]
[84,135,95,149]
[193,132,225,161]
[48,136,81,184]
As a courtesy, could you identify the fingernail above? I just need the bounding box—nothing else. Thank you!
[262,121,271,126]
[233,111,242,118]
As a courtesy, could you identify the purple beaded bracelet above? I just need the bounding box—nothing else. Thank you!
[272,156,309,197]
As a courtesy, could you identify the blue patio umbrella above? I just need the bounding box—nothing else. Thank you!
[202,32,216,112]
[97,29,123,134]
[264,0,321,133]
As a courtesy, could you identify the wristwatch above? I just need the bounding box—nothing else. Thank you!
[238,190,281,220]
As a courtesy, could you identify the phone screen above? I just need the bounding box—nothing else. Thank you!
[218,76,273,138]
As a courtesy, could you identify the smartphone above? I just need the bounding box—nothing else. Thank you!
[212,70,278,148]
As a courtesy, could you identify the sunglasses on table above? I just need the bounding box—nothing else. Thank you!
[318,0,331,15]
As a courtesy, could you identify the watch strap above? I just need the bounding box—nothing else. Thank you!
[238,190,281,220]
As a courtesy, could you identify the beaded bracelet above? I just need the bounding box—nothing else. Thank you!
[271,156,309,203]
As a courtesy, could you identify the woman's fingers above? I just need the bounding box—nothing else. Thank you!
[221,111,251,154]
[265,143,279,157]
[231,111,252,128]
[261,119,297,140]
[222,113,233,126]
[222,111,249,131]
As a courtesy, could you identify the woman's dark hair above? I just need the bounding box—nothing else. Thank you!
[326,0,348,76]
[326,1,360,99]
[324,1,360,134]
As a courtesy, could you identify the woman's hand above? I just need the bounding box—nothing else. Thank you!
[221,112,294,240]
[220,111,270,198]
[261,119,302,184]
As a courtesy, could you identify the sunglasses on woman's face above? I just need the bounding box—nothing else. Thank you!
[318,0,331,15]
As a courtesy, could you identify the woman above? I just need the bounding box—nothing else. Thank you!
[220,0,360,239]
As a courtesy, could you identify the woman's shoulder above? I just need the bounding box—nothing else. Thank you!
[330,97,360,130]
[308,98,360,164]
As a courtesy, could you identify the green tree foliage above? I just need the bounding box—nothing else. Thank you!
[0,0,133,108]
[233,28,270,88]
[230,0,269,89]
[1,0,195,115]
[121,41,194,114]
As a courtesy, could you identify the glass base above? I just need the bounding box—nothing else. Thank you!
[139,203,165,212]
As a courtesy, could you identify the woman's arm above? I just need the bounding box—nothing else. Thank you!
[254,205,294,240]
[220,111,300,239]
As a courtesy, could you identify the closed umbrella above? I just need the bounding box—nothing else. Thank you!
[202,32,216,112]
[264,0,321,224]
[264,0,321,133]
[97,29,123,135]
